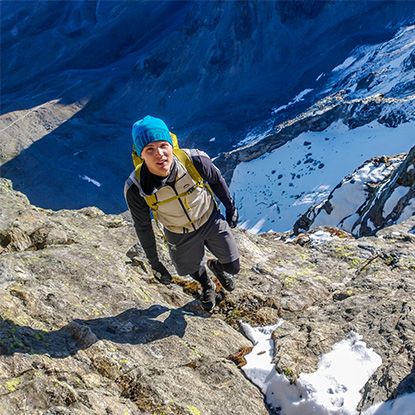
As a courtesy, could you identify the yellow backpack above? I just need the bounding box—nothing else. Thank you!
[131,132,214,223]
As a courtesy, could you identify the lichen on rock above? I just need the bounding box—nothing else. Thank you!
[1,178,414,414]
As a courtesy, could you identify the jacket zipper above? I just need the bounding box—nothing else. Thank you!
[170,184,196,232]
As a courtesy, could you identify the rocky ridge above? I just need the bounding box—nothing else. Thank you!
[215,23,415,187]
[215,93,415,185]
[0,100,86,166]
[294,146,415,237]
[1,178,414,414]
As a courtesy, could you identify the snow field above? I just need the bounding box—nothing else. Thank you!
[230,120,415,233]
[241,322,415,415]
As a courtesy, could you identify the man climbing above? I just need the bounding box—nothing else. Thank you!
[124,115,240,311]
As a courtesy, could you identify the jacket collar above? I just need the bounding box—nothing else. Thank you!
[140,158,178,195]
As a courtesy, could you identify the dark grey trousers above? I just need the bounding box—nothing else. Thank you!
[164,210,239,276]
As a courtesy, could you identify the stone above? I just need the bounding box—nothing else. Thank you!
[0,178,414,414]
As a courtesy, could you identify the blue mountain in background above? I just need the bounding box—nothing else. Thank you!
[1,0,414,213]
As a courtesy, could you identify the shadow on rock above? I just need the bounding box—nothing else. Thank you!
[0,302,202,358]
[390,360,415,399]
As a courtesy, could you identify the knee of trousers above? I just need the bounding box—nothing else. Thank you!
[221,258,240,275]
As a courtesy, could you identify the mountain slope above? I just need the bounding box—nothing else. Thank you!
[1,1,414,213]
[294,146,415,236]
[1,178,415,414]
[217,24,415,233]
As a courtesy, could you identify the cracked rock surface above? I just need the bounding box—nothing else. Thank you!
[1,178,414,414]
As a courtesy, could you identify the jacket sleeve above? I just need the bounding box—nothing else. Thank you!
[125,181,159,266]
[190,151,234,211]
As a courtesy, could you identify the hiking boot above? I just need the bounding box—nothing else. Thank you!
[207,259,235,292]
[153,271,172,285]
[200,279,216,312]
[191,269,216,312]
[151,262,173,285]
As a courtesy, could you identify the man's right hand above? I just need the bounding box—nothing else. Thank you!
[151,261,172,285]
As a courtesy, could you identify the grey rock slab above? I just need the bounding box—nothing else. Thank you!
[1,178,414,414]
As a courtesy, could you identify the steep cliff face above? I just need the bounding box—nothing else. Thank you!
[294,147,415,236]
[1,178,414,414]
[2,0,410,144]
[1,1,413,213]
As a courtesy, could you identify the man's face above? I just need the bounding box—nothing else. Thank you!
[141,141,174,177]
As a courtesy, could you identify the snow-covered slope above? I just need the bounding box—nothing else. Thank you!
[231,121,414,233]
[226,24,415,233]
[325,24,415,100]
[294,147,415,236]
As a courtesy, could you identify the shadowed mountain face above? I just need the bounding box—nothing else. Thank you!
[1,0,414,212]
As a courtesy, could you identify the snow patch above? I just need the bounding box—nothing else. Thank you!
[383,186,409,218]
[316,73,325,82]
[248,218,267,234]
[332,56,357,72]
[272,89,313,115]
[363,393,415,415]
[79,175,101,187]
[367,219,376,231]
[241,324,382,415]
[294,185,331,206]
[309,230,336,246]
[237,127,272,148]
[398,198,415,223]
[292,88,313,103]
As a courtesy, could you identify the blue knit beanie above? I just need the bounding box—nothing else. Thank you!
[132,115,173,156]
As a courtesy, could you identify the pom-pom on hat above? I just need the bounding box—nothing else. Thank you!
[132,115,173,156]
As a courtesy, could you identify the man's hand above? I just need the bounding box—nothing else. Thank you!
[151,261,172,285]
[226,206,239,228]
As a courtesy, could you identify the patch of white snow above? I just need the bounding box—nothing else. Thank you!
[367,219,376,231]
[292,88,313,103]
[79,175,101,187]
[248,218,267,234]
[272,89,313,115]
[332,56,357,72]
[241,325,382,415]
[309,230,336,246]
[363,392,415,415]
[316,73,325,81]
[398,198,415,223]
[383,186,409,218]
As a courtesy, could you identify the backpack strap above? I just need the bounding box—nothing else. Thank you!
[173,149,216,206]
[173,149,204,186]
[139,149,216,223]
